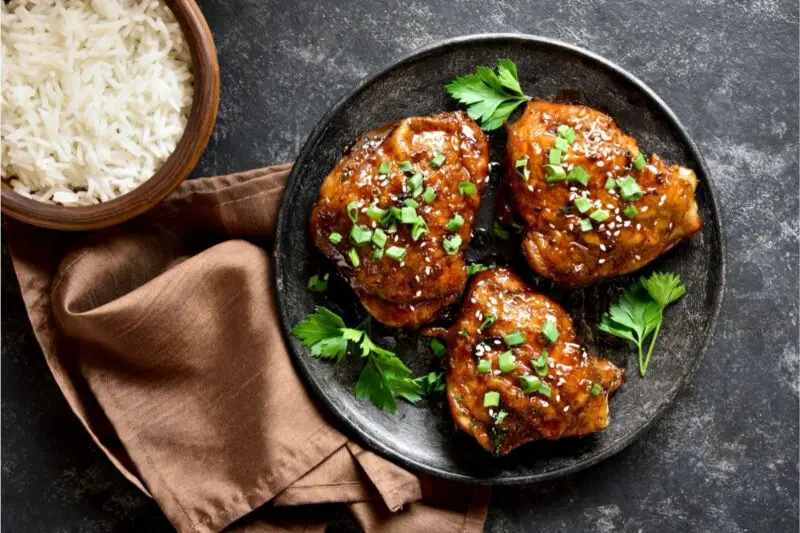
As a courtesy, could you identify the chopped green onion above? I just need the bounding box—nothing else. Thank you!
[404,198,419,209]
[502,330,526,346]
[520,375,541,394]
[579,218,593,232]
[479,313,496,331]
[422,186,436,203]
[549,148,562,165]
[589,209,610,223]
[430,152,446,169]
[446,213,464,232]
[389,206,403,221]
[347,248,360,267]
[307,274,328,292]
[498,351,516,372]
[605,177,617,191]
[399,160,414,173]
[431,339,446,357]
[372,228,387,248]
[515,156,530,181]
[372,247,384,260]
[458,181,477,195]
[401,206,418,224]
[483,391,500,407]
[329,232,343,244]
[443,234,462,255]
[367,204,386,220]
[459,327,470,337]
[557,125,576,144]
[538,382,552,398]
[386,223,398,234]
[633,153,646,170]
[624,204,638,218]
[494,410,508,424]
[408,172,424,192]
[544,164,567,183]
[554,137,570,151]
[532,350,548,375]
[567,166,590,186]
[617,176,643,201]
[378,161,392,175]
[541,319,559,344]
[477,359,492,374]
[466,263,490,276]
[385,246,407,262]
[590,382,603,396]
[347,201,359,222]
[574,196,592,213]
[493,221,510,240]
[411,218,428,241]
[350,225,373,246]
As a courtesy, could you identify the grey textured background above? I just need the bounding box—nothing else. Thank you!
[2,1,798,532]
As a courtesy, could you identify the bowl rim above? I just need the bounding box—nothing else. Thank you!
[0,0,220,231]
[274,32,727,485]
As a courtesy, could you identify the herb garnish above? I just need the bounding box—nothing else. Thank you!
[445,59,530,130]
[414,371,446,395]
[292,308,428,413]
[598,272,687,376]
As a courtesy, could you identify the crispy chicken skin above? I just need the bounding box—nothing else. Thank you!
[443,268,625,456]
[311,112,489,328]
[506,101,702,288]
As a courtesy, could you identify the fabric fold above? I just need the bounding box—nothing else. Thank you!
[5,163,491,533]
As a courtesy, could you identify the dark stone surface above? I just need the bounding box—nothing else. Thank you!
[2,1,797,532]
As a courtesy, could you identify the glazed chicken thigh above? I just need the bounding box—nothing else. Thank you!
[506,101,702,288]
[442,268,624,456]
[311,111,489,328]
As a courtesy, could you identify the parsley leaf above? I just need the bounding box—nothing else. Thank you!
[291,307,347,356]
[598,272,687,377]
[292,307,423,413]
[446,59,530,130]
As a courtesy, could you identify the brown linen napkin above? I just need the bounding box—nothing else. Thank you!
[5,163,491,533]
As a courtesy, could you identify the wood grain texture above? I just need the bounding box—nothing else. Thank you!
[0,0,220,231]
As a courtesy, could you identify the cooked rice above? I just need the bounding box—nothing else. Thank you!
[1,0,194,205]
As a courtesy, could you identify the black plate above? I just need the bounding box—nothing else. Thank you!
[274,34,725,484]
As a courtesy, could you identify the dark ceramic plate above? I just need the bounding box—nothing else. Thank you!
[274,34,725,484]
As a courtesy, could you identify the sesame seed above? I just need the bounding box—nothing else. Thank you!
[659,194,667,206]
[596,161,605,167]
[641,206,649,213]
[613,230,620,236]
[636,223,642,230]
[600,244,607,251]
[623,220,631,227]
[598,258,606,264]
[416,290,422,297]
[635,254,641,261]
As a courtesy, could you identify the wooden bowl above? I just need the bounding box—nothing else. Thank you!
[0,0,220,231]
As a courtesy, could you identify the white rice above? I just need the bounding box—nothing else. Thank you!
[1,0,194,205]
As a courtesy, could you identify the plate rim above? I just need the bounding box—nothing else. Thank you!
[274,33,727,485]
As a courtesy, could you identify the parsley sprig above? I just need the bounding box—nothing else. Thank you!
[445,59,530,130]
[292,307,426,413]
[598,272,687,377]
